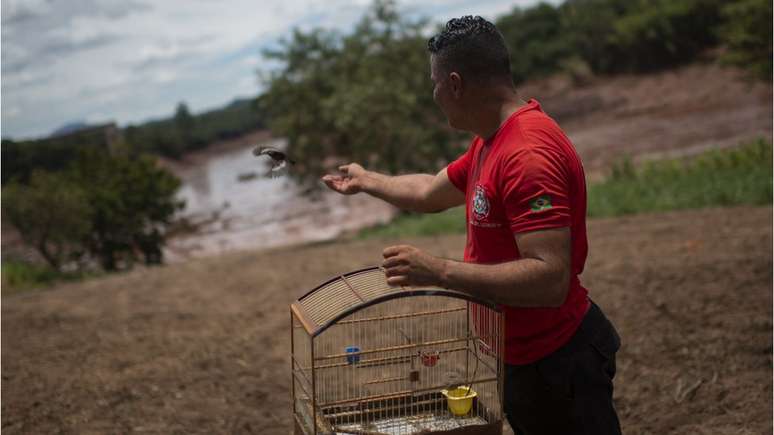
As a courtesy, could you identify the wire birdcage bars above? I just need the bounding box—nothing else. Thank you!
[291,267,504,435]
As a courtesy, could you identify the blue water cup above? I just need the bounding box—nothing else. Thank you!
[345,346,361,365]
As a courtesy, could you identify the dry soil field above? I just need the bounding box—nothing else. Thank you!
[2,205,772,434]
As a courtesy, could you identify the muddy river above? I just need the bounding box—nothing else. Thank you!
[165,138,396,261]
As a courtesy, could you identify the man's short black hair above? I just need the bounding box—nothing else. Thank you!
[428,16,512,83]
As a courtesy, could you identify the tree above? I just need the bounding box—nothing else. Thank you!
[2,171,92,270]
[68,150,184,270]
[260,0,463,185]
[174,101,195,146]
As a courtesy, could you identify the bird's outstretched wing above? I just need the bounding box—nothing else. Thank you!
[252,145,295,165]
[252,145,279,157]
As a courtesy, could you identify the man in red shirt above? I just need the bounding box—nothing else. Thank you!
[323,15,621,435]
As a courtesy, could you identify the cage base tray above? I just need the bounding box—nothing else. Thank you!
[334,413,500,435]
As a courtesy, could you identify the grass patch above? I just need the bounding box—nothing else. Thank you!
[358,139,772,238]
[588,139,772,217]
[1,260,94,295]
[358,206,465,239]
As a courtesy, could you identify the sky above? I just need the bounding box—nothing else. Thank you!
[1,0,555,139]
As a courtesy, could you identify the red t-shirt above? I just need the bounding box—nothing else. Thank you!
[446,99,590,365]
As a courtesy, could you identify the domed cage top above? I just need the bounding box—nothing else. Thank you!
[291,267,505,435]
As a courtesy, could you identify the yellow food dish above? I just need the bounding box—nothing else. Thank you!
[440,386,477,416]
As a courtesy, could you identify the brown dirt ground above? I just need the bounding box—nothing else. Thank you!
[2,205,772,434]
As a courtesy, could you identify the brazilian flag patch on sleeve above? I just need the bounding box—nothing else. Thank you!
[529,195,553,212]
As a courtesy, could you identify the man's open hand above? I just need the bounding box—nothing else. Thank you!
[321,163,367,195]
[382,244,445,287]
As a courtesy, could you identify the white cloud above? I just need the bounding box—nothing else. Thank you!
[1,0,552,139]
[2,0,52,23]
[4,106,21,118]
[242,55,261,67]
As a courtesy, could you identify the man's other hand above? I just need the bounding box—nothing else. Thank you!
[321,163,367,195]
[382,244,445,287]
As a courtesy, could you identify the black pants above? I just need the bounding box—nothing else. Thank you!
[504,301,622,435]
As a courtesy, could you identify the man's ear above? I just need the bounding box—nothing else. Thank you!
[449,72,463,99]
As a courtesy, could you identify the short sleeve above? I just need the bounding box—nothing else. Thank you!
[446,140,476,193]
[502,146,571,234]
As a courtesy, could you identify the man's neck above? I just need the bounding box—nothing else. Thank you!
[470,88,527,140]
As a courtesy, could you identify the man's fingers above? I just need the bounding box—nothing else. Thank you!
[382,256,405,268]
[321,176,339,191]
[338,164,351,174]
[382,246,399,258]
[322,174,352,192]
[382,245,409,258]
[387,275,408,286]
[324,174,348,182]
[383,264,409,276]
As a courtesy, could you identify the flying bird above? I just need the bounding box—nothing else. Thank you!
[252,145,296,177]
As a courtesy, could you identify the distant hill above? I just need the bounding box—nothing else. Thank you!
[49,121,91,137]
[2,96,265,184]
[2,123,119,184]
[122,96,264,159]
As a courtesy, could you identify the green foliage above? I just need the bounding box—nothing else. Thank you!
[358,207,465,239]
[588,139,772,216]
[1,125,112,184]
[260,0,463,185]
[125,98,265,159]
[559,0,634,74]
[606,0,723,72]
[2,98,264,185]
[1,260,95,294]
[496,3,572,84]
[2,171,92,269]
[2,149,184,273]
[498,0,767,78]
[718,0,773,78]
[67,149,184,270]
[559,0,724,74]
[2,260,60,294]
[174,102,194,132]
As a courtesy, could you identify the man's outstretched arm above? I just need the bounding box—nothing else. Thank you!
[322,163,465,213]
[381,227,572,308]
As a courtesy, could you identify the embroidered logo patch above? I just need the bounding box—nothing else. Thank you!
[530,195,553,212]
[472,185,490,220]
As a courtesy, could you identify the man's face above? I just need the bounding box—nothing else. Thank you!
[430,55,464,129]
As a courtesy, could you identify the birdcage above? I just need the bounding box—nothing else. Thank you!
[291,266,504,435]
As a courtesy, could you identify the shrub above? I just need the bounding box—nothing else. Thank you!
[496,3,572,84]
[718,0,773,79]
[2,171,92,270]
